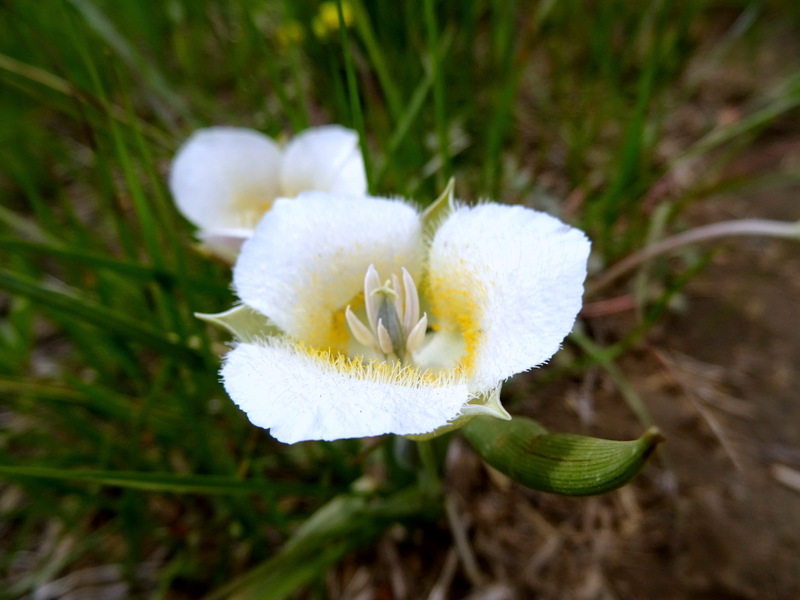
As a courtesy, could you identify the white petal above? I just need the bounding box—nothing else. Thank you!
[169,127,282,230]
[222,339,469,443]
[233,193,426,348]
[280,125,367,197]
[427,203,590,390]
[196,228,252,263]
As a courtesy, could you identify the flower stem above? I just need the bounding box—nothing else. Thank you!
[416,439,442,500]
[588,218,800,296]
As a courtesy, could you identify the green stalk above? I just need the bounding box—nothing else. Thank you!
[416,439,443,500]
[423,0,450,186]
[336,0,372,191]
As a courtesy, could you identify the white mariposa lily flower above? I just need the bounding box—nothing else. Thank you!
[219,189,590,444]
[169,125,366,262]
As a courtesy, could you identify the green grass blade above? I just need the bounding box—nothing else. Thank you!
[372,66,434,188]
[65,0,191,132]
[0,238,230,296]
[0,269,205,365]
[0,464,330,496]
[204,489,437,600]
[0,51,171,147]
[423,0,450,186]
[336,0,371,190]
[569,326,655,427]
[349,0,403,120]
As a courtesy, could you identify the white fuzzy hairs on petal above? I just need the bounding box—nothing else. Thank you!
[169,127,282,230]
[233,193,426,347]
[280,125,367,198]
[222,340,469,443]
[428,203,590,391]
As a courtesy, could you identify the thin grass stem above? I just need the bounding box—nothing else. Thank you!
[589,218,800,295]
[336,0,371,190]
[423,0,450,186]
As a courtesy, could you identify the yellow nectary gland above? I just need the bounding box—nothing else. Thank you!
[345,264,428,363]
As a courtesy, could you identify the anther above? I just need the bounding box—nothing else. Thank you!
[345,305,378,349]
[376,320,396,356]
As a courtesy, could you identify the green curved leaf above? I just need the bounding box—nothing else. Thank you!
[462,416,664,496]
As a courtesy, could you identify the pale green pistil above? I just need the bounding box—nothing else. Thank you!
[374,284,406,358]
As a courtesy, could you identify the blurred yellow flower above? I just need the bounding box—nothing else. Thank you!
[276,20,305,48]
[312,1,353,39]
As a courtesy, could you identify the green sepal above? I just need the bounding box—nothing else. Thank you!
[195,305,280,342]
[459,385,512,421]
[404,385,511,441]
[462,416,664,496]
[421,177,456,240]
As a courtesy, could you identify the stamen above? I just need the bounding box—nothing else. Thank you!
[345,264,429,362]
[376,320,395,355]
[364,265,381,334]
[406,313,428,353]
[345,305,378,349]
[401,267,420,335]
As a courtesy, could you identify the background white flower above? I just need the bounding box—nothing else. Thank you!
[221,191,590,444]
[168,125,367,261]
